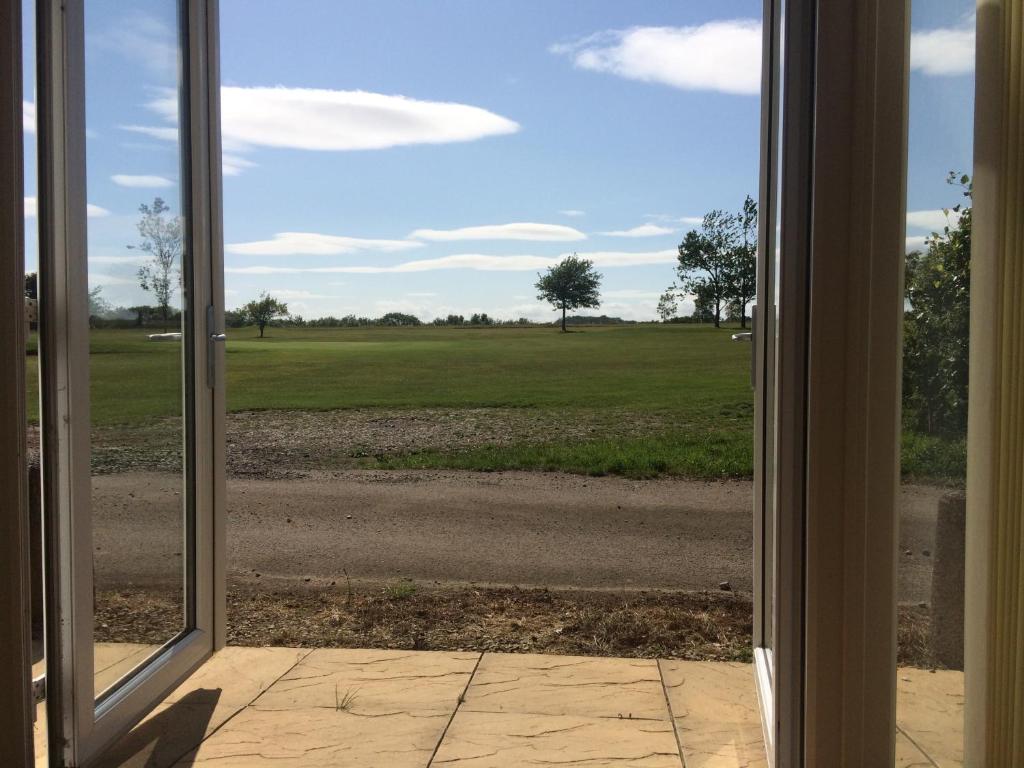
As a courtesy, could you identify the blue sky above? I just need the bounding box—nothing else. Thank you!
[23,0,976,322]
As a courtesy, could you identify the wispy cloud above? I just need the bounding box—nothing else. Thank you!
[222,154,257,176]
[112,174,174,188]
[120,124,178,141]
[25,196,110,218]
[91,10,177,74]
[23,101,35,134]
[226,249,677,275]
[910,21,975,76]
[551,21,761,95]
[226,232,424,256]
[600,223,675,238]
[269,289,338,300]
[410,222,586,242]
[906,235,929,253]
[559,209,586,217]
[906,208,962,231]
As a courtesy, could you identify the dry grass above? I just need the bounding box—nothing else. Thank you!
[92,586,946,668]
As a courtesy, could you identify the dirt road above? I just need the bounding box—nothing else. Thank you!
[91,470,946,601]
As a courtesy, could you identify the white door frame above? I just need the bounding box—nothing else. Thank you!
[36,0,225,763]
[756,0,910,764]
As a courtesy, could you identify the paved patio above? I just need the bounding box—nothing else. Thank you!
[33,645,962,767]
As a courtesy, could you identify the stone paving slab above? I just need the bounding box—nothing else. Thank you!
[431,709,683,768]
[461,652,668,720]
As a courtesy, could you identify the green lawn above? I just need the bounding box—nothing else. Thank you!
[24,324,963,481]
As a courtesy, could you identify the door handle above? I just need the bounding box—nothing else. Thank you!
[731,306,756,390]
[206,305,225,389]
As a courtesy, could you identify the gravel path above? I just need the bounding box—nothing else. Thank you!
[90,469,947,602]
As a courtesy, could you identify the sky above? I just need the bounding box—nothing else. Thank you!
[22,0,976,322]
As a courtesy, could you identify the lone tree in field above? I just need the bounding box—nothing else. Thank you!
[535,254,602,332]
[656,287,678,322]
[243,292,289,338]
[132,197,183,332]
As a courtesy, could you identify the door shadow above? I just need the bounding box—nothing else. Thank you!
[93,687,222,768]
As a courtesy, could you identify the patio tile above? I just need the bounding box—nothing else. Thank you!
[94,647,310,768]
[659,660,767,768]
[175,705,450,767]
[252,648,480,715]
[431,709,683,768]
[896,730,938,767]
[897,668,964,766]
[461,652,668,720]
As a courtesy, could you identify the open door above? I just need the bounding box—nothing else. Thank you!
[36,0,224,763]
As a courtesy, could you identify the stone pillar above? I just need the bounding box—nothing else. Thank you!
[930,491,966,669]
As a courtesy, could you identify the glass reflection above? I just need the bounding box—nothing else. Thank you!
[84,0,190,699]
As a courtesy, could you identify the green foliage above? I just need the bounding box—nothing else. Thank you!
[674,197,757,328]
[133,197,183,331]
[535,254,602,331]
[903,173,971,438]
[242,292,289,338]
[656,287,678,322]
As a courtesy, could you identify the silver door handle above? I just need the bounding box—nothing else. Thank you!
[731,332,752,342]
[210,332,227,342]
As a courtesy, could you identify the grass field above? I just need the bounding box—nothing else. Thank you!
[25,324,964,481]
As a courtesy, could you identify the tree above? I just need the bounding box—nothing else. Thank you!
[25,272,37,300]
[656,287,678,322]
[242,292,289,338]
[535,254,602,332]
[729,195,757,329]
[903,172,971,437]
[691,283,716,323]
[133,197,183,331]
[675,211,736,328]
[88,286,111,327]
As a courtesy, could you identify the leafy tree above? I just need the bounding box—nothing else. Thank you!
[691,283,717,323]
[242,292,289,338]
[25,272,37,300]
[535,254,602,332]
[87,286,111,328]
[378,311,421,326]
[729,195,757,329]
[675,211,736,328]
[656,287,678,322]
[132,197,183,331]
[903,172,971,437]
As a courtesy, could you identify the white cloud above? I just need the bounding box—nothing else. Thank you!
[552,21,761,95]
[906,208,961,231]
[26,196,111,218]
[120,124,179,141]
[410,222,586,242]
[407,292,438,297]
[270,289,337,300]
[89,255,147,265]
[142,86,519,153]
[679,216,704,226]
[23,101,35,134]
[222,154,257,176]
[602,289,664,300]
[226,232,423,256]
[601,223,675,238]
[87,273,139,286]
[127,86,520,176]
[226,249,677,275]
[559,209,586,217]
[910,23,975,76]
[112,174,174,188]
[93,11,177,74]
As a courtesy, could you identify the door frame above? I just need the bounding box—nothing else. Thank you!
[0,0,34,761]
[756,0,910,764]
[36,0,225,763]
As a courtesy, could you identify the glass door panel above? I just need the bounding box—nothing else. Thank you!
[38,0,223,763]
[84,0,193,702]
